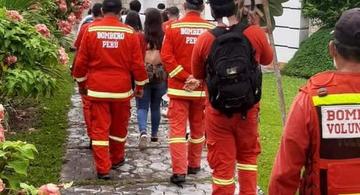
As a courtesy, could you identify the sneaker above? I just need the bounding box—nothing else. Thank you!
[150,137,158,142]
[97,173,111,180]
[170,174,186,186]
[138,133,148,150]
[111,159,125,170]
[187,167,201,175]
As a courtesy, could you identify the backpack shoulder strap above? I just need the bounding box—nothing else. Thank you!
[209,27,228,38]
[231,23,250,34]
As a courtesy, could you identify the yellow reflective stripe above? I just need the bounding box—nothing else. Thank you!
[168,88,206,98]
[212,177,235,186]
[109,135,127,143]
[92,140,109,146]
[189,136,205,144]
[88,26,134,33]
[168,137,187,144]
[74,76,87,82]
[339,193,360,195]
[135,79,149,86]
[87,90,133,99]
[312,93,360,106]
[236,163,258,171]
[169,65,184,78]
[171,22,215,29]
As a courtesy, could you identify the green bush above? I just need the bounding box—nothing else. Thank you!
[303,0,360,27]
[282,28,334,78]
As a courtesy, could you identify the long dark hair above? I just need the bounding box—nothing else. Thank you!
[144,8,164,50]
[125,11,143,31]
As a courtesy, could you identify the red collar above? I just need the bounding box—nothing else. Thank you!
[185,11,201,17]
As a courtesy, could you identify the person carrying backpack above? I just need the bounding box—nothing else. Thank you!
[190,0,273,194]
[269,8,360,195]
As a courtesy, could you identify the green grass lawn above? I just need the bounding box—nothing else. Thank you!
[8,70,74,186]
[258,73,306,191]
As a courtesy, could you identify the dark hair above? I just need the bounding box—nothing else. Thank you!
[87,8,92,15]
[184,2,203,11]
[210,2,236,19]
[162,10,169,22]
[157,3,166,10]
[335,40,360,63]
[145,8,164,50]
[125,11,143,31]
[167,6,180,17]
[102,0,122,14]
[129,0,141,12]
[92,3,103,17]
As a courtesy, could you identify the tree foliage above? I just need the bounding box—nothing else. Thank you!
[303,0,360,27]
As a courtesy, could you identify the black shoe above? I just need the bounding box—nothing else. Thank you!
[111,159,125,170]
[97,173,110,180]
[187,167,201,175]
[170,174,186,187]
[150,137,158,142]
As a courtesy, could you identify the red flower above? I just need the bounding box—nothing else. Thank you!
[35,24,51,38]
[4,55,17,65]
[5,10,23,22]
[57,20,72,35]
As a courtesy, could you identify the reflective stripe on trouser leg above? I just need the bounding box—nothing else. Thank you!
[188,99,205,168]
[90,101,112,174]
[237,163,258,195]
[212,176,236,195]
[109,101,130,165]
[168,99,189,174]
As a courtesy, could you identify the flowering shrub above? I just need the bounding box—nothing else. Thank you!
[35,24,51,38]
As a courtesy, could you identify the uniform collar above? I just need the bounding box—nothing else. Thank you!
[185,11,201,17]
[103,15,120,22]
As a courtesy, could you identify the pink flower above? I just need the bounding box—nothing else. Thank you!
[35,24,51,38]
[5,10,23,22]
[67,13,76,24]
[38,184,60,195]
[58,1,68,12]
[58,47,69,65]
[57,20,72,35]
[0,179,5,192]
[4,55,17,65]
[82,0,91,9]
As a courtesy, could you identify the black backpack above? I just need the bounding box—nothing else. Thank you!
[206,24,262,118]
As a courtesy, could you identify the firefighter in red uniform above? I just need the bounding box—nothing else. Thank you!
[269,8,360,195]
[73,0,148,180]
[160,0,215,185]
[72,3,103,146]
[191,0,273,194]
[162,6,180,32]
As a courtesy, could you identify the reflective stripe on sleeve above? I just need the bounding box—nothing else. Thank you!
[169,65,184,78]
[87,90,133,99]
[189,136,205,144]
[74,77,87,82]
[135,79,149,86]
[167,88,206,98]
[236,163,258,171]
[92,140,109,146]
[109,135,127,143]
[168,137,187,144]
[212,176,235,186]
[312,93,360,106]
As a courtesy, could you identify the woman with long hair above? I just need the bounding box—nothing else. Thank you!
[137,8,167,149]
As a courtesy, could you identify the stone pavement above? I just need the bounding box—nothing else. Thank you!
[61,90,264,194]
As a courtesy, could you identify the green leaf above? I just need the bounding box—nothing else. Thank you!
[7,159,29,176]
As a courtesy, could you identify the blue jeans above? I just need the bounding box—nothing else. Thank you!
[136,82,167,137]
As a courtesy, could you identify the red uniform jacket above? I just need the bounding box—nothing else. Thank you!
[161,11,215,99]
[269,71,360,195]
[73,15,148,101]
[162,18,176,32]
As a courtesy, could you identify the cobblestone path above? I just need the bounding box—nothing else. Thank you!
[61,91,264,194]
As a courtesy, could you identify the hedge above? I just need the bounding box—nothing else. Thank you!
[282,28,334,78]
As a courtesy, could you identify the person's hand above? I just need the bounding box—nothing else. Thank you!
[77,82,87,95]
[184,76,200,91]
[135,88,144,98]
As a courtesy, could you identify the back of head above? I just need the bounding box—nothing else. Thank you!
[184,0,204,12]
[157,3,166,10]
[92,3,103,17]
[125,11,143,31]
[167,6,180,18]
[129,0,141,12]
[145,8,164,49]
[333,8,360,63]
[102,0,122,15]
[209,0,236,19]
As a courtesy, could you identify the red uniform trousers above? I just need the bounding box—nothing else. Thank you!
[168,98,205,175]
[81,96,92,138]
[205,105,261,195]
[90,100,130,174]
